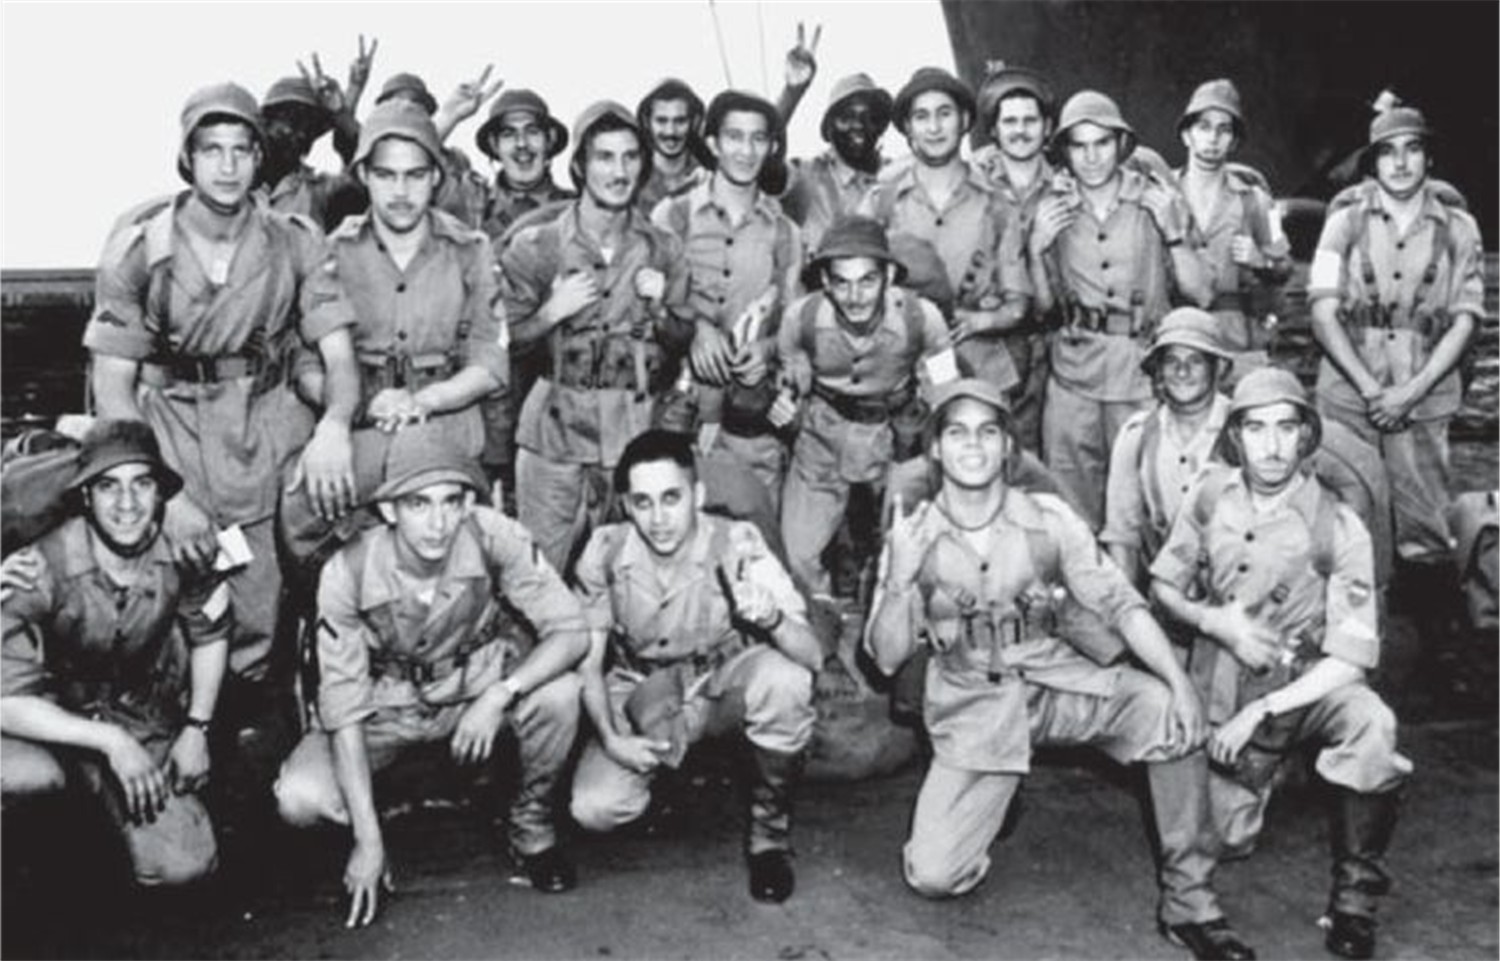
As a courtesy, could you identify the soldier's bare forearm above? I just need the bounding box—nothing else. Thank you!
[1406,312,1476,401]
[331,725,384,846]
[1256,655,1364,718]
[1117,606,1192,692]
[413,365,502,416]
[90,355,145,421]
[0,695,128,757]
[316,329,361,427]
[185,640,228,727]
[1310,298,1381,398]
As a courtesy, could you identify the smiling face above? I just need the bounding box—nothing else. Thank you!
[85,462,162,550]
[648,97,694,160]
[823,256,888,327]
[1157,345,1218,410]
[582,127,644,210]
[829,97,882,167]
[490,109,551,187]
[186,121,260,209]
[906,90,966,167]
[933,398,1010,491]
[362,137,438,234]
[993,93,1049,163]
[1373,133,1429,201]
[1182,107,1238,169]
[708,109,772,187]
[1064,121,1122,188]
[622,459,702,557]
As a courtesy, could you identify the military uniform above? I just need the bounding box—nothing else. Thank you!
[783,150,884,255]
[497,204,693,573]
[864,488,1199,899]
[274,507,585,858]
[778,287,952,593]
[1,517,227,885]
[260,164,365,233]
[83,192,354,680]
[569,514,816,856]
[862,161,1030,393]
[1150,465,1411,932]
[652,179,804,508]
[637,154,705,217]
[479,174,577,242]
[1036,165,1210,528]
[1308,178,1485,562]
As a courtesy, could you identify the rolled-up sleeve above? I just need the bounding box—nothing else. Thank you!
[315,551,376,731]
[294,226,357,344]
[0,548,56,699]
[1099,419,1147,551]
[458,239,508,382]
[479,511,586,646]
[83,225,155,359]
[1049,498,1147,624]
[571,528,619,635]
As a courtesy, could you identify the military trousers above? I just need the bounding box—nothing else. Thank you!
[1001,331,1049,456]
[1154,682,1412,926]
[516,450,614,578]
[903,668,1190,900]
[570,645,814,853]
[1041,378,1152,531]
[0,734,217,886]
[273,673,581,856]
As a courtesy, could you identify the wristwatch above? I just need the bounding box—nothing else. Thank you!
[184,715,212,734]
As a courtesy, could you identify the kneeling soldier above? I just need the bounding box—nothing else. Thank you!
[864,379,1206,915]
[1151,368,1412,960]
[274,433,588,927]
[570,430,821,903]
[1,420,228,886]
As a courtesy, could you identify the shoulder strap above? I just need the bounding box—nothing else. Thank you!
[797,293,822,363]
[1305,479,1338,581]
[1135,411,1167,528]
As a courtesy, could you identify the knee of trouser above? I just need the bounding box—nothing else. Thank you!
[273,767,331,828]
[0,740,68,799]
[743,653,816,751]
[139,843,219,887]
[902,842,975,899]
[568,782,648,834]
[519,673,582,727]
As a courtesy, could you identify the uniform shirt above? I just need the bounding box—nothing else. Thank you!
[1307,179,1485,421]
[1,519,228,739]
[321,209,506,449]
[1043,167,1207,402]
[652,177,803,332]
[1100,393,1231,558]
[975,153,1055,333]
[497,203,692,466]
[315,506,585,731]
[1151,467,1379,720]
[866,489,1146,772]
[260,164,365,233]
[782,149,884,253]
[573,513,811,664]
[637,154,705,216]
[83,192,355,523]
[478,174,577,241]
[779,288,953,484]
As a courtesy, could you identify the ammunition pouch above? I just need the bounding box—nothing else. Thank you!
[810,383,915,426]
[140,351,278,392]
[1061,296,1150,340]
[927,606,1053,683]
[721,378,781,438]
[1341,302,1452,346]
[553,333,660,394]
[367,636,490,689]
[357,351,460,419]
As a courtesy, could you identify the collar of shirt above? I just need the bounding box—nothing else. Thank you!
[1157,391,1231,449]
[890,159,991,205]
[495,172,564,200]
[985,151,1054,200]
[556,200,656,263]
[1366,180,1454,228]
[51,517,174,582]
[1212,469,1320,535]
[820,149,879,190]
[264,164,318,204]
[355,519,489,614]
[809,289,906,345]
[613,513,724,603]
[928,486,1051,541]
[690,175,780,226]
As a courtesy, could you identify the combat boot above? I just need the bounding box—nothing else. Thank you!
[746,747,804,903]
[1324,787,1401,959]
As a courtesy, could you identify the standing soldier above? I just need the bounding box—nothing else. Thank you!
[274,436,589,927]
[1308,101,1482,610]
[972,64,1058,452]
[865,68,1031,399]
[635,79,709,215]
[282,100,507,561]
[776,216,956,594]
[569,430,820,903]
[1151,369,1412,961]
[1029,90,1212,528]
[782,73,892,255]
[1175,79,1293,383]
[497,101,694,574]
[863,380,1206,916]
[1102,307,1234,588]
[652,90,803,508]
[472,87,576,238]
[259,71,365,232]
[1,421,228,887]
[84,83,361,731]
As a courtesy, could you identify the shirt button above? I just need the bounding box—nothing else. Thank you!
[935,217,944,226]
[1388,332,1397,341]
[1237,563,1249,573]
[1393,271,1402,281]
[1245,532,1255,542]
[1106,288,1116,298]
[718,296,727,304]
[397,331,408,340]
[1097,232,1108,243]
[659,599,670,610]
[723,268,732,278]
[1179,455,1188,465]
[1396,241,1405,251]
[980,562,990,573]
[850,373,861,384]
[656,638,670,647]
[1180,484,1189,493]
[396,283,407,293]
[1101,261,1111,271]
[725,238,735,247]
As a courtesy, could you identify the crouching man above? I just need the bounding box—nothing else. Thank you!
[569,430,821,903]
[1,420,228,886]
[1151,369,1412,961]
[274,432,588,926]
[864,379,1206,916]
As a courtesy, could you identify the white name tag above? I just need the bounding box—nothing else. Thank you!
[925,349,960,385]
[214,525,254,572]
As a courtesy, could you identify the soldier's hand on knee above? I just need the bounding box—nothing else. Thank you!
[1166,683,1207,754]
[605,733,668,775]
[104,728,167,823]
[295,420,357,521]
[450,683,514,764]
[343,839,393,928]
[1209,705,1263,767]
[167,724,212,794]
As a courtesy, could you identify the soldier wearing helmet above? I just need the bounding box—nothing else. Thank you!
[635,78,710,214]
[865,378,1206,918]
[774,216,956,594]
[1151,368,1411,961]
[1028,90,1213,529]
[1174,79,1293,385]
[473,88,576,238]
[972,62,1060,453]
[782,72,894,254]
[1,420,229,888]
[281,100,508,569]
[1307,99,1483,602]
[274,432,589,927]
[495,101,694,575]
[84,83,361,746]
[650,89,802,511]
[863,68,1032,413]
[1102,307,1235,587]
[259,74,366,232]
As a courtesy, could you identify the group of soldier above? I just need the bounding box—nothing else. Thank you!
[0,25,1485,961]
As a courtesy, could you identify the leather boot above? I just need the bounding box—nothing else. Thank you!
[1325,788,1401,959]
[746,747,804,903]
